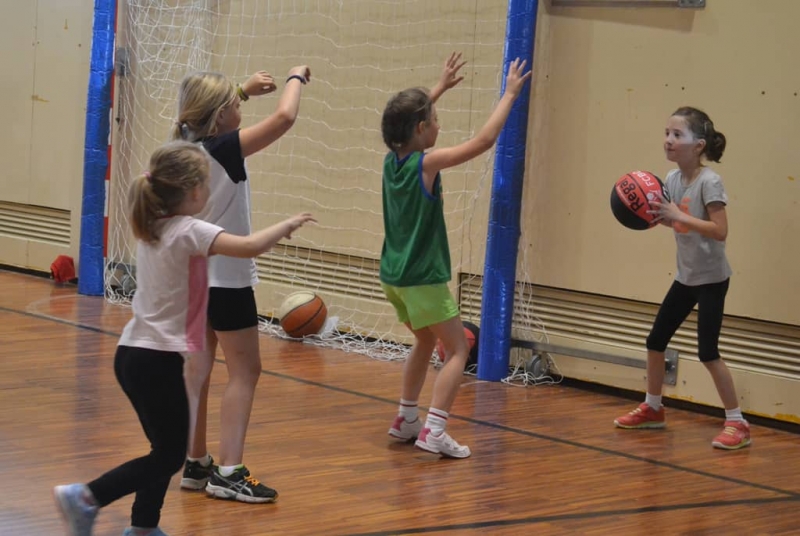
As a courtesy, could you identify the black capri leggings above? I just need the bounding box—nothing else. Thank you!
[646,279,729,362]
[87,346,188,528]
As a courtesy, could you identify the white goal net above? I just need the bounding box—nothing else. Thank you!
[105,0,553,373]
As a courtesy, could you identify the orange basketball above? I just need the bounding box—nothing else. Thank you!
[278,291,327,338]
[435,323,478,364]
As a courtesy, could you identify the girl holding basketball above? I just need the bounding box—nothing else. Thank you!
[614,106,750,450]
[53,141,314,536]
[380,52,532,458]
[172,66,310,502]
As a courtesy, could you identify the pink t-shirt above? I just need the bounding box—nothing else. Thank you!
[118,216,223,353]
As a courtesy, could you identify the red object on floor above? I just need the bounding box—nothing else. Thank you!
[50,255,76,283]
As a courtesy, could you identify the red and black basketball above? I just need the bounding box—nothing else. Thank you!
[610,170,670,230]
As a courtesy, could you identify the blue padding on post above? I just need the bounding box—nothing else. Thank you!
[477,0,538,381]
[78,0,116,296]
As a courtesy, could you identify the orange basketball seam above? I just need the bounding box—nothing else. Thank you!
[280,296,319,325]
[283,299,326,337]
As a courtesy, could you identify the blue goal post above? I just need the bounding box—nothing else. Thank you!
[477,0,539,381]
[78,0,117,296]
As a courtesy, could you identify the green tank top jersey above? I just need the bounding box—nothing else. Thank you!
[379,151,451,287]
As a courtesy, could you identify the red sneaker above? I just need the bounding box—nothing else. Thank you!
[711,420,751,450]
[614,402,666,429]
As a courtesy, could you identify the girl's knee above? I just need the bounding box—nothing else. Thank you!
[167,450,187,473]
[645,333,668,352]
[227,356,262,385]
[409,329,437,356]
[444,351,469,369]
[153,441,189,473]
[185,352,215,379]
[698,340,721,364]
[412,327,437,347]
[228,371,261,391]
[242,356,263,379]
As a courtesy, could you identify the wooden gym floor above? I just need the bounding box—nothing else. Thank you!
[0,269,798,535]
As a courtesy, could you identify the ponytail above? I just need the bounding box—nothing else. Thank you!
[705,130,726,163]
[671,106,726,163]
[128,141,210,243]
[170,121,184,141]
[129,172,165,243]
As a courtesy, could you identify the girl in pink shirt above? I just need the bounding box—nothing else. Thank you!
[54,141,314,536]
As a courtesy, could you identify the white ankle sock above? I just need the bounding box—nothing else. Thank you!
[398,399,419,422]
[218,464,243,477]
[425,408,448,436]
[187,453,212,467]
[645,393,662,410]
[725,408,746,422]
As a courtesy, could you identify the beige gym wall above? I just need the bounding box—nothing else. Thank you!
[524,0,799,324]
[2,1,798,420]
[519,0,800,420]
[0,0,94,271]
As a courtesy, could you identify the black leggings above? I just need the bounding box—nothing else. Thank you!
[88,346,188,528]
[646,279,729,362]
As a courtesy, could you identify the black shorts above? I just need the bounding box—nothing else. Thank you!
[207,287,259,332]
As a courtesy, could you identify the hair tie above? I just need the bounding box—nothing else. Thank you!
[144,171,153,182]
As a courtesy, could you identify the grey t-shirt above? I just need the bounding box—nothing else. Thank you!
[664,167,732,286]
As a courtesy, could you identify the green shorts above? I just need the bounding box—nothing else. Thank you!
[381,282,460,330]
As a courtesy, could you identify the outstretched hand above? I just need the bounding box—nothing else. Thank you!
[503,58,533,98]
[430,52,467,103]
[439,52,467,91]
[243,71,277,96]
[284,212,317,239]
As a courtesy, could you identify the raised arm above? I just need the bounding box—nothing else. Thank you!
[429,52,467,104]
[422,58,532,185]
[239,65,311,158]
[209,212,316,258]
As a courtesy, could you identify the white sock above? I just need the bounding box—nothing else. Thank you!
[425,408,448,436]
[645,393,662,410]
[187,453,212,467]
[725,408,746,423]
[398,399,419,422]
[218,464,243,477]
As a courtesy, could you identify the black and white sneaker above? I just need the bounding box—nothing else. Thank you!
[180,456,214,490]
[206,466,278,504]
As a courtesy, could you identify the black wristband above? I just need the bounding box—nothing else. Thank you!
[286,74,307,85]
